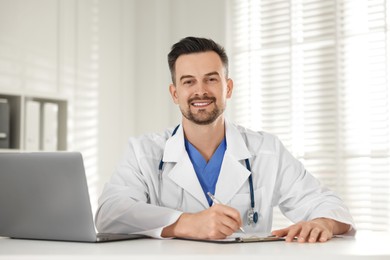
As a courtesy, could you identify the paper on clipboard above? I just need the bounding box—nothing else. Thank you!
[179,233,285,243]
[215,232,284,243]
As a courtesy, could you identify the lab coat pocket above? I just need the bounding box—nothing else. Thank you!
[229,187,263,224]
[159,177,184,210]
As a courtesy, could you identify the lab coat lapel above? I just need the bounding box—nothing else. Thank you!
[168,156,209,208]
[214,121,252,204]
[162,125,209,208]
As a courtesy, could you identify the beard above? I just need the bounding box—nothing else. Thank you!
[180,96,224,125]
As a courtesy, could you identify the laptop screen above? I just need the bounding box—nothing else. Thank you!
[0,152,97,242]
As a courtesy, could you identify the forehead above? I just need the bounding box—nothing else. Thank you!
[175,51,225,77]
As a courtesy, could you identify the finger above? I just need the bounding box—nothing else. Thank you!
[319,229,332,242]
[207,226,230,239]
[201,214,232,239]
[285,224,302,242]
[219,213,241,234]
[208,205,242,234]
[217,222,237,238]
[271,228,289,237]
[308,227,321,243]
[297,224,313,243]
[221,206,243,227]
[213,204,243,229]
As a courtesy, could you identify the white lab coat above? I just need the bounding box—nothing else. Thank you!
[95,121,354,238]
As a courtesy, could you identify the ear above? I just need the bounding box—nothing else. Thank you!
[226,78,233,99]
[169,84,179,104]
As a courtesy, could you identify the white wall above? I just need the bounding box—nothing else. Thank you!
[98,0,136,193]
[97,0,227,189]
[0,0,102,209]
[0,0,228,200]
[0,0,58,93]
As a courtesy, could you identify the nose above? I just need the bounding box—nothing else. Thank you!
[194,82,208,96]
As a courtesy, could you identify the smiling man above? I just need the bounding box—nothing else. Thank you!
[96,37,354,242]
[171,52,230,126]
[168,50,232,162]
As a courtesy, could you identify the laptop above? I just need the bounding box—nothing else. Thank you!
[0,152,143,242]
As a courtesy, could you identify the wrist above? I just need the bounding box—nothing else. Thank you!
[161,213,191,238]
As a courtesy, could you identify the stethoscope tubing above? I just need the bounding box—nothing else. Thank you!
[158,124,258,224]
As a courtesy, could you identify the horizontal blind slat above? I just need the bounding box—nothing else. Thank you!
[231,0,390,231]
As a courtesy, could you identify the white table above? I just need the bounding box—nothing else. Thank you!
[0,231,389,260]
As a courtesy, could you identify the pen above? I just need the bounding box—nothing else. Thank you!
[206,192,246,233]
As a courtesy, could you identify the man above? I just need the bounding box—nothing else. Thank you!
[95,37,354,243]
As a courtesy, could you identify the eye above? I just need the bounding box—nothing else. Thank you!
[207,77,218,83]
[183,79,194,85]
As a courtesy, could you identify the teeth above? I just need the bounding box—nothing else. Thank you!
[193,102,210,107]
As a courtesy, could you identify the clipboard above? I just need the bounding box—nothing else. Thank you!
[231,235,284,243]
[178,234,285,244]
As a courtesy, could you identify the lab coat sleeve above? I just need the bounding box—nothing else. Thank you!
[272,137,356,232]
[95,137,183,238]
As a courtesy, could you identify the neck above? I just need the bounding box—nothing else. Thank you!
[182,116,225,161]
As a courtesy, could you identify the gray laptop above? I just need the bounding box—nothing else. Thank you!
[0,152,143,242]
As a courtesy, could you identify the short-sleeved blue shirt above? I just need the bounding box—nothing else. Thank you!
[185,138,227,206]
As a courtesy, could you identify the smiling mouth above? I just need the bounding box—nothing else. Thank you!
[191,101,213,107]
[189,96,216,108]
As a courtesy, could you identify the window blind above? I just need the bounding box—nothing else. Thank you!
[229,0,390,231]
[64,0,100,213]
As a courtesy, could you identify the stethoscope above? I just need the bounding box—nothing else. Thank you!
[158,125,259,226]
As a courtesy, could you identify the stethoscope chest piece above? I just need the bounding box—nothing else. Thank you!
[160,125,260,226]
[247,207,259,225]
[245,158,258,226]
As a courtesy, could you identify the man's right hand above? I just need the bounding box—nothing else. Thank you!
[161,204,243,239]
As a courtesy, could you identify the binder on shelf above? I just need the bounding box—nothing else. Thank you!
[0,98,10,149]
[41,102,58,151]
[25,100,41,151]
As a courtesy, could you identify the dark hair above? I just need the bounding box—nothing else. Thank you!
[167,36,229,84]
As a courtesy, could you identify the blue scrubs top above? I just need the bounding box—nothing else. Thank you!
[185,138,227,206]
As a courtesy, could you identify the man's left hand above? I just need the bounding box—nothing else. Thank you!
[271,218,350,243]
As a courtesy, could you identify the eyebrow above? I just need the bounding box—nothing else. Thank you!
[205,71,220,77]
[179,75,194,82]
[179,71,221,82]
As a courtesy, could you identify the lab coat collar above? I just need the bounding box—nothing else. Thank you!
[162,124,208,207]
[162,124,186,163]
[162,120,253,207]
[224,119,252,160]
[162,120,252,163]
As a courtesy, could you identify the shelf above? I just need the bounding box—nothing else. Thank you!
[0,93,68,151]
